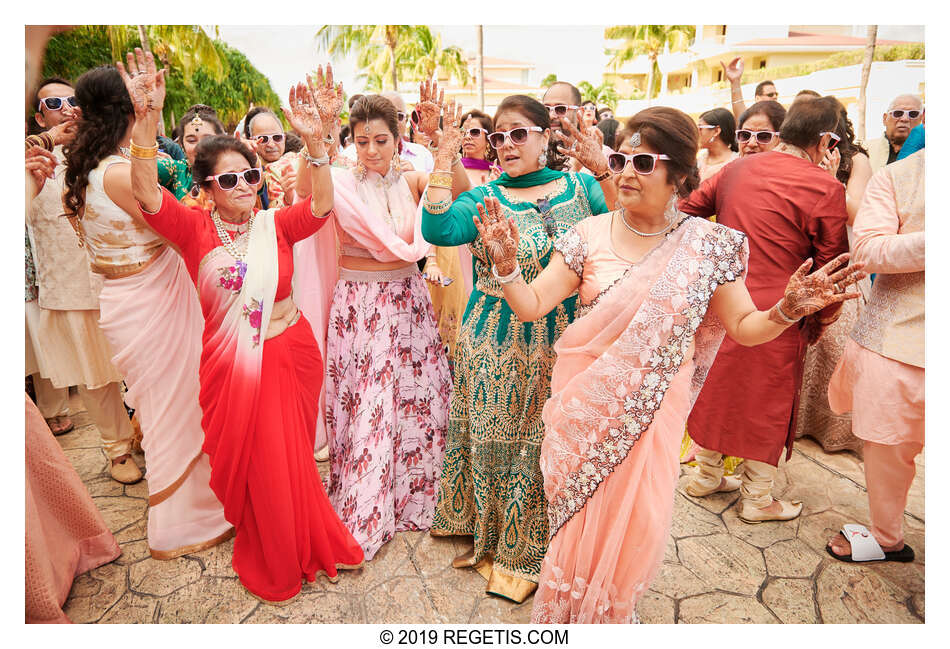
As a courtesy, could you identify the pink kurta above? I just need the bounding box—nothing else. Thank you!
[828,162,925,446]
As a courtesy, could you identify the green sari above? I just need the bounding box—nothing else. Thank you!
[157,158,193,200]
[421,169,607,600]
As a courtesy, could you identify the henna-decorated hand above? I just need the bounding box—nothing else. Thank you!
[47,119,78,147]
[472,196,520,276]
[720,57,744,83]
[555,115,608,175]
[307,64,343,135]
[116,48,166,121]
[414,78,445,138]
[281,82,323,142]
[434,99,465,168]
[26,145,57,191]
[769,253,867,326]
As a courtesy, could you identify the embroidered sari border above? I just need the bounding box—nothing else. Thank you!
[148,451,204,507]
[546,224,747,540]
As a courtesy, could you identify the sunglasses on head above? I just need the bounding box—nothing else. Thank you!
[545,104,579,117]
[488,126,543,149]
[887,109,922,120]
[820,131,841,150]
[204,168,262,191]
[38,95,77,112]
[255,133,284,144]
[607,152,670,175]
[736,129,779,144]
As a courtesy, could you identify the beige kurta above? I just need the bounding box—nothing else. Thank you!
[25,147,123,389]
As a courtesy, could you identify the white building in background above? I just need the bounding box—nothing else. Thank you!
[607,25,924,141]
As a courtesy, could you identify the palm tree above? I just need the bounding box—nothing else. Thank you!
[541,73,558,88]
[577,80,620,110]
[400,26,470,85]
[604,25,694,105]
[476,26,485,110]
[318,25,417,91]
[106,25,226,135]
[855,25,879,143]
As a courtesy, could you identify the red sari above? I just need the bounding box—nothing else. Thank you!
[679,151,849,464]
[142,189,363,602]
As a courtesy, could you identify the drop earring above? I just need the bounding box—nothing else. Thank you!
[537,148,547,168]
[390,152,403,178]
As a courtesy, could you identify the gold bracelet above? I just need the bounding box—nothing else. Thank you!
[428,172,453,189]
[130,141,159,159]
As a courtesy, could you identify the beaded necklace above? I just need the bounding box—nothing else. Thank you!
[211,210,255,261]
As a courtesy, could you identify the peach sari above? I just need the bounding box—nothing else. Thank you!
[531,216,748,623]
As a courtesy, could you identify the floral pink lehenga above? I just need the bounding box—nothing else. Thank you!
[530,212,748,623]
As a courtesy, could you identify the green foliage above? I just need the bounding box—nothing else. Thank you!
[577,80,620,110]
[541,73,558,87]
[318,25,470,90]
[39,27,281,134]
[710,43,925,89]
[604,25,695,101]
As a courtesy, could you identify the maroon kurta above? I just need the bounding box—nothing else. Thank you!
[681,151,848,465]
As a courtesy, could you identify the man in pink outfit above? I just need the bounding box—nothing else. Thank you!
[826,146,924,562]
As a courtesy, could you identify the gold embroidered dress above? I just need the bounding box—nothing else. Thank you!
[421,169,607,600]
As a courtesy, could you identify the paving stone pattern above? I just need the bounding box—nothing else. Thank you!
[57,394,924,624]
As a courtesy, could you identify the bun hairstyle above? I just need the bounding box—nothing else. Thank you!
[348,95,400,142]
[63,65,134,217]
[699,107,738,152]
[625,106,701,198]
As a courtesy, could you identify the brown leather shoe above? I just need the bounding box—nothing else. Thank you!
[110,456,143,484]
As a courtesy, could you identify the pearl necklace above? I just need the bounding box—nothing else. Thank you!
[212,210,255,260]
[619,208,673,237]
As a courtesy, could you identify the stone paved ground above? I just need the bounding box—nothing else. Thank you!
[57,392,924,624]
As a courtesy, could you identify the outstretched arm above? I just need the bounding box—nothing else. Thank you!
[722,58,747,121]
[711,253,866,346]
[472,196,580,321]
[117,48,164,213]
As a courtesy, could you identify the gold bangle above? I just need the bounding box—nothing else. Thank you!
[429,172,453,189]
[130,141,159,159]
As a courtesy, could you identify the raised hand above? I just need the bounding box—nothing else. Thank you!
[770,253,866,325]
[555,115,608,175]
[472,196,520,276]
[281,82,323,142]
[116,48,166,120]
[720,57,744,83]
[26,145,58,191]
[307,64,343,133]
[414,78,444,138]
[434,99,465,167]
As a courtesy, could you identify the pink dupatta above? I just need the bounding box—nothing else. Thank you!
[292,167,432,448]
[198,210,279,527]
[540,217,749,539]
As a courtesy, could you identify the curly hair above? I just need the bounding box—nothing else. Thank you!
[62,66,133,218]
[192,136,258,190]
[625,106,701,197]
[828,97,869,185]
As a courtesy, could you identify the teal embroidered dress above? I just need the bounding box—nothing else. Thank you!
[422,169,607,598]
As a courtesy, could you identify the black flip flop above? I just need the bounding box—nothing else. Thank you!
[826,539,915,563]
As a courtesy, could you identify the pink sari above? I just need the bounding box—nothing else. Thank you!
[531,217,748,623]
